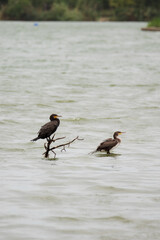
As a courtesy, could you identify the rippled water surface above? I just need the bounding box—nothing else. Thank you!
[0,21,160,240]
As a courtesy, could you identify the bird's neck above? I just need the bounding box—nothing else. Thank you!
[114,136,121,142]
[51,118,59,122]
[51,118,60,125]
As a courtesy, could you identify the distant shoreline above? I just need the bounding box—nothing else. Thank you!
[1,1,160,22]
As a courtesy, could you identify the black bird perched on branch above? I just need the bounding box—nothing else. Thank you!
[31,114,61,141]
[93,131,125,154]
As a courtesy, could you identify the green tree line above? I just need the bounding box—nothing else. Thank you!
[0,0,160,21]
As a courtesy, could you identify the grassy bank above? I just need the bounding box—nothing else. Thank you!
[148,17,160,27]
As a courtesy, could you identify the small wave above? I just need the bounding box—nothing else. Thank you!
[87,185,136,193]
[36,104,52,108]
[0,119,19,125]
[0,103,17,107]
[46,216,80,222]
[1,147,25,152]
[64,117,88,122]
[56,100,75,103]
[104,215,131,223]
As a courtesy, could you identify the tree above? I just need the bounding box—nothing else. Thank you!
[31,0,54,10]
[3,0,34,20]
[0,0,9,5]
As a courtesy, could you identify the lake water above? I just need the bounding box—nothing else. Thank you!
[0,21,160,240]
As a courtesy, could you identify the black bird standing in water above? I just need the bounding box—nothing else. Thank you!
[93,131,125,154]
[31,114,61,141]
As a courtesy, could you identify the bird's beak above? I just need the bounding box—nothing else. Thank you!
[119,132,125,135]
[54,115,62,119]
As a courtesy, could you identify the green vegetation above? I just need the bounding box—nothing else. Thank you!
[0,0,160,21]
[2,0,35,20]
[148,17,160,27]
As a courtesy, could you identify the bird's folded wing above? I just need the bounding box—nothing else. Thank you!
[102,138,113,143]
[38,121,57,134]
[100,139,117,148]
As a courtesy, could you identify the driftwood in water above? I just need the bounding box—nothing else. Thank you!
[141,27,160,31]
[43,134,83,158]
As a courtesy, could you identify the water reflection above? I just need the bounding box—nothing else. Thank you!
[95,153,122,158]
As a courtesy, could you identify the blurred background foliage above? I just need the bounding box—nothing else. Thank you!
[0,0,160,21]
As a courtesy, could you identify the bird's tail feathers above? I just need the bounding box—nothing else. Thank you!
[31,137,39,141]
[89,149,97,155]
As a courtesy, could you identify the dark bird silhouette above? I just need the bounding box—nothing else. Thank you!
[93,131,125,154]
[31,114,61,141]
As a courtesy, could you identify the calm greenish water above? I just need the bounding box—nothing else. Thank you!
[0,21,160,240]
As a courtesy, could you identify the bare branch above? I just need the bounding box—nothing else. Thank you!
[54,136,66,142]
[50,136,79,151]
[43,135,83,158]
